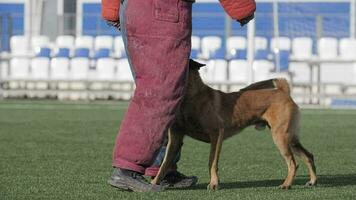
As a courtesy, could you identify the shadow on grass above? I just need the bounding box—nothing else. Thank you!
[173,174,356,190]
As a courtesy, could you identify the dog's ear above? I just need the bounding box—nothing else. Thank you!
[189,59,206,70]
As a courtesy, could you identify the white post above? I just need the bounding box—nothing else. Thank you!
[273,0,280,72]
[247,18,255,84]
[351,0,355,38]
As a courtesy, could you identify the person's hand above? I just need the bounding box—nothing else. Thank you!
[106,20,121,30]
[237,13,254,27]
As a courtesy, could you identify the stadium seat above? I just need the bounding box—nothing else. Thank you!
[75,36,94,49]
[191,35,201,51]
[204,59,228,83]
[94,48,111,59]
[96,58,116,80]
[318,37,351,85]
[210,48,226,59]
[226,36,246,58]
[255,49,269,60]
[270,37,291,52]
[10,36,29,57]
[318,37,338,59]
[94,36,114,50]
[31,57,50,80]
[292,37,313,59]
[339,38,356,59]
[190,49,200,59]
[10,58,30,79]
[70,58,89,80]
[116,58,134,82]
[74,48,90,58]
[32,35,50,53]
[50,58,70,80]
[55,48,70,58]
[229,59,248,83]
[253,60,274,82]
[35,47,51,58]
[290,37,313,84]
[275,50,290,71]
[56,35,75,49]
[114,36,126,58]
[255,37,268,51]
[201,36,222,59]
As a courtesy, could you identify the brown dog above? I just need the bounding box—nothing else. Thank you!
[151,59,317,190]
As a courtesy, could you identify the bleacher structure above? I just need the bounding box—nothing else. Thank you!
[1,0,356,107]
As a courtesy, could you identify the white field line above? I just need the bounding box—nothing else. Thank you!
[0,103,128,111]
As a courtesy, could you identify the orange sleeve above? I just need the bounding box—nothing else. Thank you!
[101,0,121,21]
[219,0,256,21]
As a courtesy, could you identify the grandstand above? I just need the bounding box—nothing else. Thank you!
[1,0,356,107]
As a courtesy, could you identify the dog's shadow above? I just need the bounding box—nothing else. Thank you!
[174,174,356,190]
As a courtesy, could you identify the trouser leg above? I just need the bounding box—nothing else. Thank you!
[112,0,192,173]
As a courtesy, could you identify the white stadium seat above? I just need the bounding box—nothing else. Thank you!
[56,35,75,49]
[255,36,268,51]
[116,58,134,82]
[253,60,274,82]
[339,38,356,59]
[31,57,50,80]
[292,37,313,59]
[10,58,30,79]
[227,36,246,57]
[191,35,201,50]
[50,58,70,80]
[290,37,313,84]
[204,59,228,83]
[96,58,116,80]
[69,58,90,100]
[229,59,248,83]
[318,37,338,59]
[10,36,29,57]
[270,37,291,52]
[75,36,94,49]
[318,37,352,85]
[70,58,89,80]
[114,36,126,58]
[32,35,50,53]
[201,36,222,59]
[94,36,114,50]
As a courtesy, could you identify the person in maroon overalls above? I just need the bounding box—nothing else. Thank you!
[102,0,256,192]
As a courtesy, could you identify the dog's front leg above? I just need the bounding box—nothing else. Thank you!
[151,129,184,185]
[207,128,224,191]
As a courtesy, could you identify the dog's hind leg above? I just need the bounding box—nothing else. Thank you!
[207,128,224,191]
[288,108,317,186]
[290,140,317,186]
[151,129,184,185]
[271,129,298,189]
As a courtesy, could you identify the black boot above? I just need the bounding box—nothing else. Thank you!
[159,171,198,189]
[108,168,164,192]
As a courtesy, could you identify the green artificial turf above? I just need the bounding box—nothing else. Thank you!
[0,100,356,200]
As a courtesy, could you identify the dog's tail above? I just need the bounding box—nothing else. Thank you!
[273,78,290,94]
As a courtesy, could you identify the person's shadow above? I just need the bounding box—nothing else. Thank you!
[173,174,356,190]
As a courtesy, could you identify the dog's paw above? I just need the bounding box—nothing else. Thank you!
[305,180,317,187]
[207,183,219,191]
[279,184,291,190]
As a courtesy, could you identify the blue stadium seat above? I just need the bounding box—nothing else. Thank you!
[190,49,200,59]
[210,49,225,59]
[255,49,269,60]
[55,48,70,58]
[94,48,110,59]
[278,50,290,71]
[232,49,247,60]
[35,47,51,58]
[74,48,90,58]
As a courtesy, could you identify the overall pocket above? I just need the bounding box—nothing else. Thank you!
[153,0,180,23]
